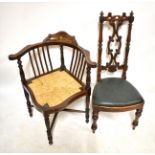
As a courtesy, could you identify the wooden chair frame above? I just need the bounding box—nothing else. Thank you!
[8,31,96,144]
[91,11,144,133]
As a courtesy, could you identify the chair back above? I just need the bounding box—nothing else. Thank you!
[97,11,134,81]
[9,31,91,85]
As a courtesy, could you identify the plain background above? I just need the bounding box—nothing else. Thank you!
[0,0,155,152]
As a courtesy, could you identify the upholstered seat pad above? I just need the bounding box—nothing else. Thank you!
[93,78,144,106]
[28,70,83,107]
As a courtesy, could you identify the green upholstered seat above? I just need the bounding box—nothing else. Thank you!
[93,78,144,107]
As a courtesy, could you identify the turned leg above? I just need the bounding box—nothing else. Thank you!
[44,113,53,145]
[86,91,90,123]
[91,109,99,133]
[132,108,143,130]
[23,88,33,117]
[85,66,91,123]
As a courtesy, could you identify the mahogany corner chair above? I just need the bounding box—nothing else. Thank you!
[8,31,96,144]
[91,11,144,133]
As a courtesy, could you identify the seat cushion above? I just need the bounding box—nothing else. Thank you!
[93,78,144,107]
[28,70,83,107]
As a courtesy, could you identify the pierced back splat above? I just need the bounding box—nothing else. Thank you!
[97,11,134,81]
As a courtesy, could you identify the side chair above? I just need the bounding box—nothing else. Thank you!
[91,11,144,133]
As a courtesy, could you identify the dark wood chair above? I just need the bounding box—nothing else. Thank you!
[91,11,144,133]
[8,31,96,144]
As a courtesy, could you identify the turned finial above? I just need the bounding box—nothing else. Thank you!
[108,12,112,17]
[129,11,134,23]
[130,10,134,16]
[122,12,126,17]
[100,11,104,22]
[100,11,103,17]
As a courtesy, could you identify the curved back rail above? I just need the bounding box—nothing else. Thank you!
[9,32,96,87]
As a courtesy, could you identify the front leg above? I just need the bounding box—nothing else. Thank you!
[23,88,33,117]
[43,112,53,145]
[91,109,99,133]
[85,66,91,123]
[132,108,143,130]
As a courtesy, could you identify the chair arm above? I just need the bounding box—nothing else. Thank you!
[78,46,97,68]
[8,45,32,60]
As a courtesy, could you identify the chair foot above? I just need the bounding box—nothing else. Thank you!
[132,108,143,130]
[29,111,33,117]
[47,130,53,145]
[49,141,53,145]
[86,119,89,123]
[29,106,33,117]
[91,110,99,133]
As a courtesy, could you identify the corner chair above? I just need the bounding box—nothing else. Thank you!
[8,31,96,144]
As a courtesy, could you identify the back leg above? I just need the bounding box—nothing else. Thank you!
[132,108,143,130]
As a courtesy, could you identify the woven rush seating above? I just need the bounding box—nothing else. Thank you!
[28,70,83,107]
